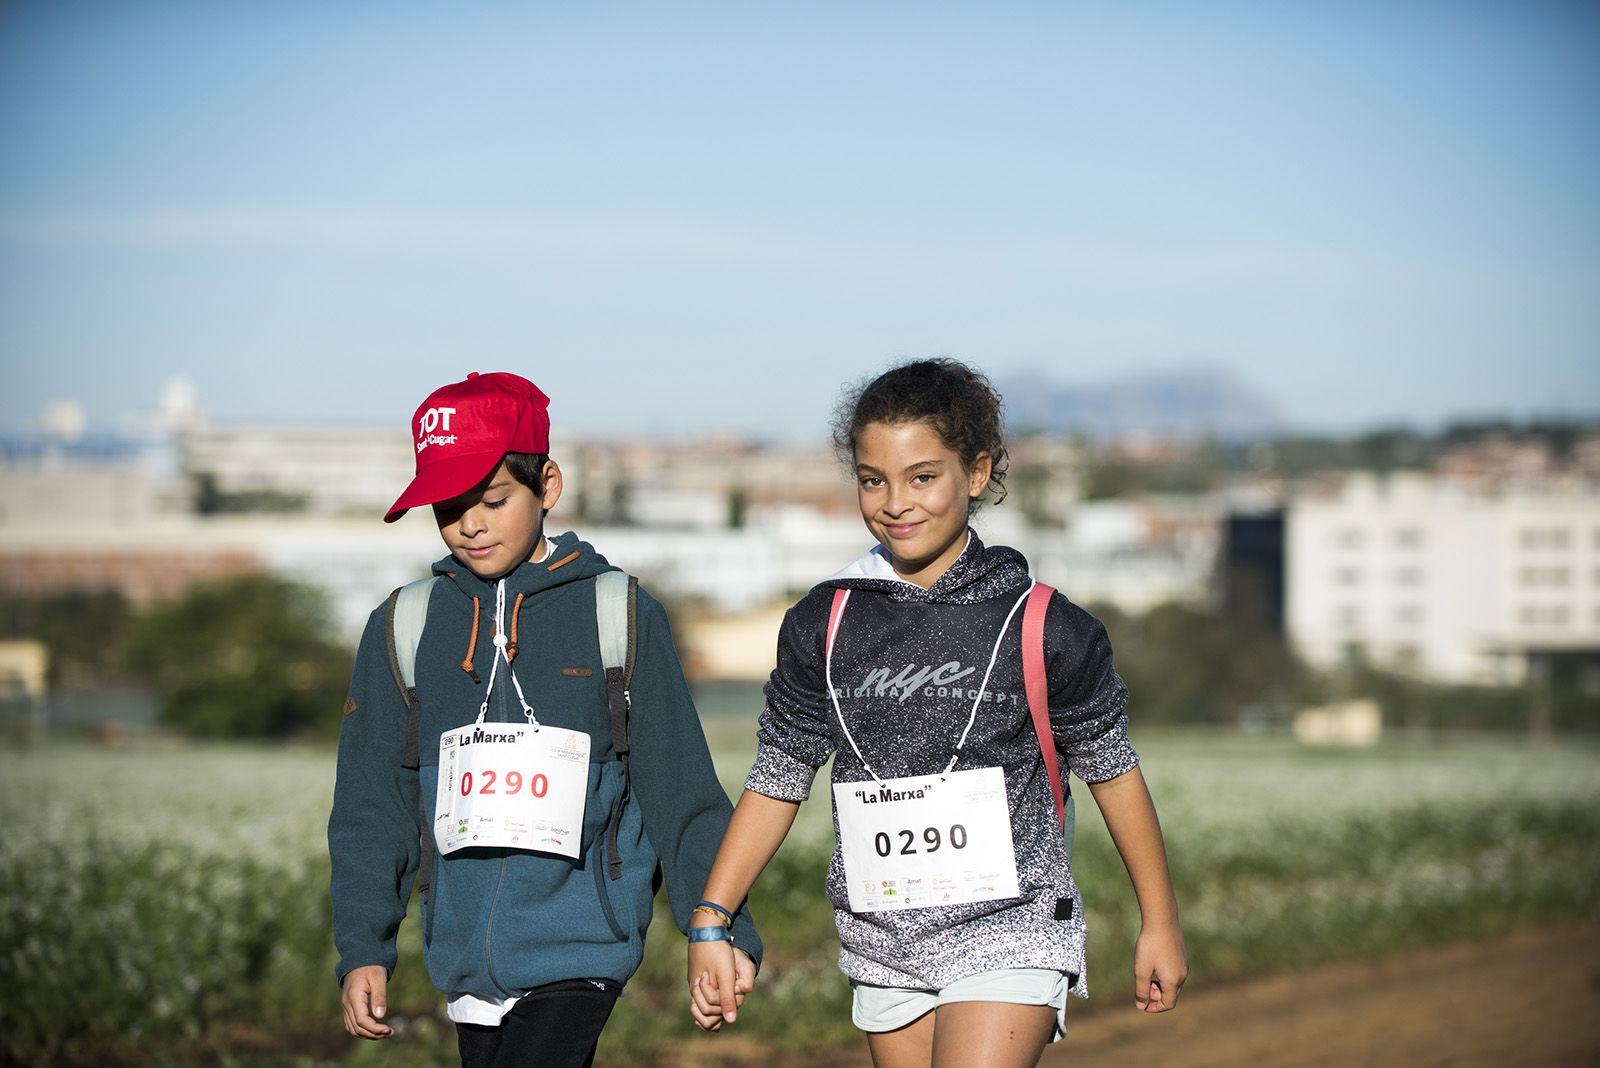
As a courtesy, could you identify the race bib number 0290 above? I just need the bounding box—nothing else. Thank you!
[833,766,1020,913]
[435,724,590,858]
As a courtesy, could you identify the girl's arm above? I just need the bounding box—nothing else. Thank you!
[1086,766,1188,1012]
[628,591,765,958]
[689,789,801,1030]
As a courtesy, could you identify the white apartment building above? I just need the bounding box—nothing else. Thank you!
[182,424,431,516]
[1286,472,1600,684]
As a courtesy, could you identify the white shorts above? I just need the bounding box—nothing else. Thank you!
[850,968,1071,1043]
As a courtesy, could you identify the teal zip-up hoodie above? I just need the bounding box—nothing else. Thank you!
[329,530,760,998]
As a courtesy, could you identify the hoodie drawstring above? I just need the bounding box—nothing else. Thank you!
[460,595,482,682]
[477,578,539,727]
[825,583,1033,783]
[506,592,525,662]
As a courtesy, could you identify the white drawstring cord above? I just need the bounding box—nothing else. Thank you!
[476,578,540,728]
[943,583,1033,776]
[826,582,1034,784]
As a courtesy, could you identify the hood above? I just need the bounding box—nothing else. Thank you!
[429,530,618,684]
[818,528,1032,605]
[431,529,618,601]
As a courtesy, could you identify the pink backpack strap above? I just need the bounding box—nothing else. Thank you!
[1022,582,1066,829]
[825,588,851,657]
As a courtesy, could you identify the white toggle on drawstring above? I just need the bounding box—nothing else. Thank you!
[825,582,1034,786]
[477,578,541,728]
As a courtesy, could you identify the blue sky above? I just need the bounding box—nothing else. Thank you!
[1,1,1596,440]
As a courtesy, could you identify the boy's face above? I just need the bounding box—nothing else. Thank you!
[432,459,563,580]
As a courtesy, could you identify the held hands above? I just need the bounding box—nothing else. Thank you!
[1133,922,1189,1013]
[341,965,394,1039]
[688,939,756,1031]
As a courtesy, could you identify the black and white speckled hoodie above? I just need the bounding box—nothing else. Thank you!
[744,531,1138,996]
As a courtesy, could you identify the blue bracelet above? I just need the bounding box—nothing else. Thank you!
[687,925,731,943]
[694,899,735,923]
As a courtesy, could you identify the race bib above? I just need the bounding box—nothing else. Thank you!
[435,723,591,858]
[833,766,1020,913]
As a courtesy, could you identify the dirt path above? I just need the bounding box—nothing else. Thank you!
[672,924,1600,1067]
[45,925,1598,1067]
[1044,924,1600,1068]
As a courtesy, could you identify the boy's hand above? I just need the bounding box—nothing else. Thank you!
[689,938,754,1030]
[1132,922,1188,1013]
[341,965,394,1039]
[733,947,756,1007]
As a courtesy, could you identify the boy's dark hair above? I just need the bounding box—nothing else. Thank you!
[503,452,549,496]
[831,358,1009,508]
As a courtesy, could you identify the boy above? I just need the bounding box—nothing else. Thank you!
[329,371,759,1068]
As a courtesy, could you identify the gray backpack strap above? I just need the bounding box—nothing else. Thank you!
[392,578,435,692]
[595,570,639,880]
[383,576,438,899]
[386,577,436,771]
[595,571,632,672]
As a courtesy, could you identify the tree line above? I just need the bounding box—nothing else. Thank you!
[3,572,1592,740]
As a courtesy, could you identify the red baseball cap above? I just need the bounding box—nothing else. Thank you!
[384,371,551,522]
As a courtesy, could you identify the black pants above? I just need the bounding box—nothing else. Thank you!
[455,978,621,1068]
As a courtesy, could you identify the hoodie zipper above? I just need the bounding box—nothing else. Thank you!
[450,549,632,980]
[479,595,516,996]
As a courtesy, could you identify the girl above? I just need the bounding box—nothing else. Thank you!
[686,359,1186,1067]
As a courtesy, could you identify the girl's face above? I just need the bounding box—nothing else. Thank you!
[853,420,992,588]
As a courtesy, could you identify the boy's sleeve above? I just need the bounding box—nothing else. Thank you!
[743,593,836,801]
[625,589,763,968]
[1045,594,1140,785]
[327,605,422,984]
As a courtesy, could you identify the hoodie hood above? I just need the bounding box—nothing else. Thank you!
[431,529,618,600]
[818,528,1031,604]
[430,531,619,680]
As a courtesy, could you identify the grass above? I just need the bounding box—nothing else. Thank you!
[1,727,1596,1065]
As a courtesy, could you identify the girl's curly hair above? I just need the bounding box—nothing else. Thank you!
[831,358,1009,510]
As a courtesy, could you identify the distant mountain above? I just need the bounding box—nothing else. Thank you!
[1000,367,1282,441]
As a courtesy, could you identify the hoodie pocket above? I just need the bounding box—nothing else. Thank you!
[590,841,628,942]
[418,764,446,949]
[424,865,441,948]
[587,761,630,942]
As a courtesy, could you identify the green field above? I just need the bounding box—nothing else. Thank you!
[2,728,1597,1066]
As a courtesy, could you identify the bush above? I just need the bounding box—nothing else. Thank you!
[0,836,335,1062]
[122,575,353,739]
[0,588,132,688]
[1093,601,1312,725]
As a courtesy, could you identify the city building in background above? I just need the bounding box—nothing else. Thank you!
[5,379,1598,714]
[1286,471,1600,684]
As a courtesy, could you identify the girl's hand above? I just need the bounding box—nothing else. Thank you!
[689,938,744,1030]
[688,790,800,1031]
[1133,922,1188,1013]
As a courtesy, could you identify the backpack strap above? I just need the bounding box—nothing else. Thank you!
[385,577,437,770]
[383,576,438,898]
[825,588,850,656]
[1023,582,1074,845]
[595,570,638,880]
[384,578,435,770]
